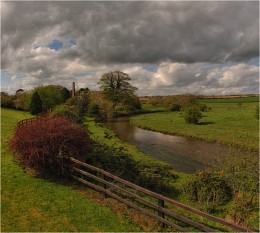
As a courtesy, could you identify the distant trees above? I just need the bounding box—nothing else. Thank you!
[29,92,42,115]
[1,92,15,108]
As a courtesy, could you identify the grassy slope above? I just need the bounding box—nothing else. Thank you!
[1,108,140,232]
[131,102,259,151]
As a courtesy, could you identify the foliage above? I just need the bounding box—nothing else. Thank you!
[98,71,138,116]
[214,149,259,199]
[66,92,90,121]
[183,170,232,211]
[14,92,32,110]
[89,92,115,119]
[88,102,104,122]
[119,92,142,115]
[169,103,181,112]
[228,195,256,226]
[29,92,42,115]
[88,141,177,194]
[1,92,15,108]
[34,85,70,111]
[15,89,25,95]
[9,116,92,177]
[51,104,81,123]
[183,105,202,124]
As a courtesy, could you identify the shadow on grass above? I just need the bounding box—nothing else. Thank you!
[198,121,215,125]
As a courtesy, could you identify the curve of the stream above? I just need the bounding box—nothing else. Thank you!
[103,117,232,174]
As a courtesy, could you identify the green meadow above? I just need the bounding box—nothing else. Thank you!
[131,99,259,151]
[1,108,141,232]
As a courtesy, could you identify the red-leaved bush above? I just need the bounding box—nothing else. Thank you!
[9,116,92,177]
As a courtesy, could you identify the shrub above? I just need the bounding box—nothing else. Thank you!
[199,104,208,112]
[9,116,92,177]
[183,105,202,124]
[88,103,104,122]
[183,169,232,211]
[169,103,181,112]
[29,92,42,115]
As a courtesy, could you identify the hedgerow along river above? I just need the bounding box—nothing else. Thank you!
[103,117,232,174]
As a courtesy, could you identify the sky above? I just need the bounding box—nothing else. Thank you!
[1,1,259,96]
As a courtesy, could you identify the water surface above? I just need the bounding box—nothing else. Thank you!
[103,117,231,173]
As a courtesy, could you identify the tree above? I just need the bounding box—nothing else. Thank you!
[98,71,137,115]
[29,92,42,115]
[34,85,70,111]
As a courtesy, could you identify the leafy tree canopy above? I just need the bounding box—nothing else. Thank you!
[98,71,137,113]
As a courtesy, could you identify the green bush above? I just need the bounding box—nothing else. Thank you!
[183,170,232,211]
[169,103,181,112]
[183,105,202,124]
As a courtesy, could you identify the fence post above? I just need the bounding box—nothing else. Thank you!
[158,199,165,228]
[101,173,108,198]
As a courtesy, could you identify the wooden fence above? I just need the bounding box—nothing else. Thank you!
[69,157,252,232]
[17,118,38,127]
[17,117,49,128]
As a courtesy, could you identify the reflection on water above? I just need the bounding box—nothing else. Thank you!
[103,117,230,174]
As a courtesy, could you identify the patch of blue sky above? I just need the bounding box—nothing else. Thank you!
[48,39,77,51]
[1,72,25,84]
[48,39,64,51]
[246,57,259,67]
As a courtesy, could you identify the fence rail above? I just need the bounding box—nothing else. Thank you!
[69,157,251,232]
[17,117,49,128]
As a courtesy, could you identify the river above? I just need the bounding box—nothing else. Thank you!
[103,117,231,174]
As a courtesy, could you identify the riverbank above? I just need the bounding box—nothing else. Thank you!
[131,102,259,151]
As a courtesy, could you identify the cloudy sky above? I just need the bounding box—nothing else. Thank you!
[1,1,259,96]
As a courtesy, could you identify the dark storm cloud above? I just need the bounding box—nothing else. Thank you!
[1,1,259,70]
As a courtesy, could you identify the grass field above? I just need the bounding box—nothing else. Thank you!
[131,100,259,151]
[1,108,141,232]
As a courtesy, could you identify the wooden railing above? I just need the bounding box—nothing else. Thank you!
[17,117,49,128]
[17,118,38,127]
[69,157,252,232]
